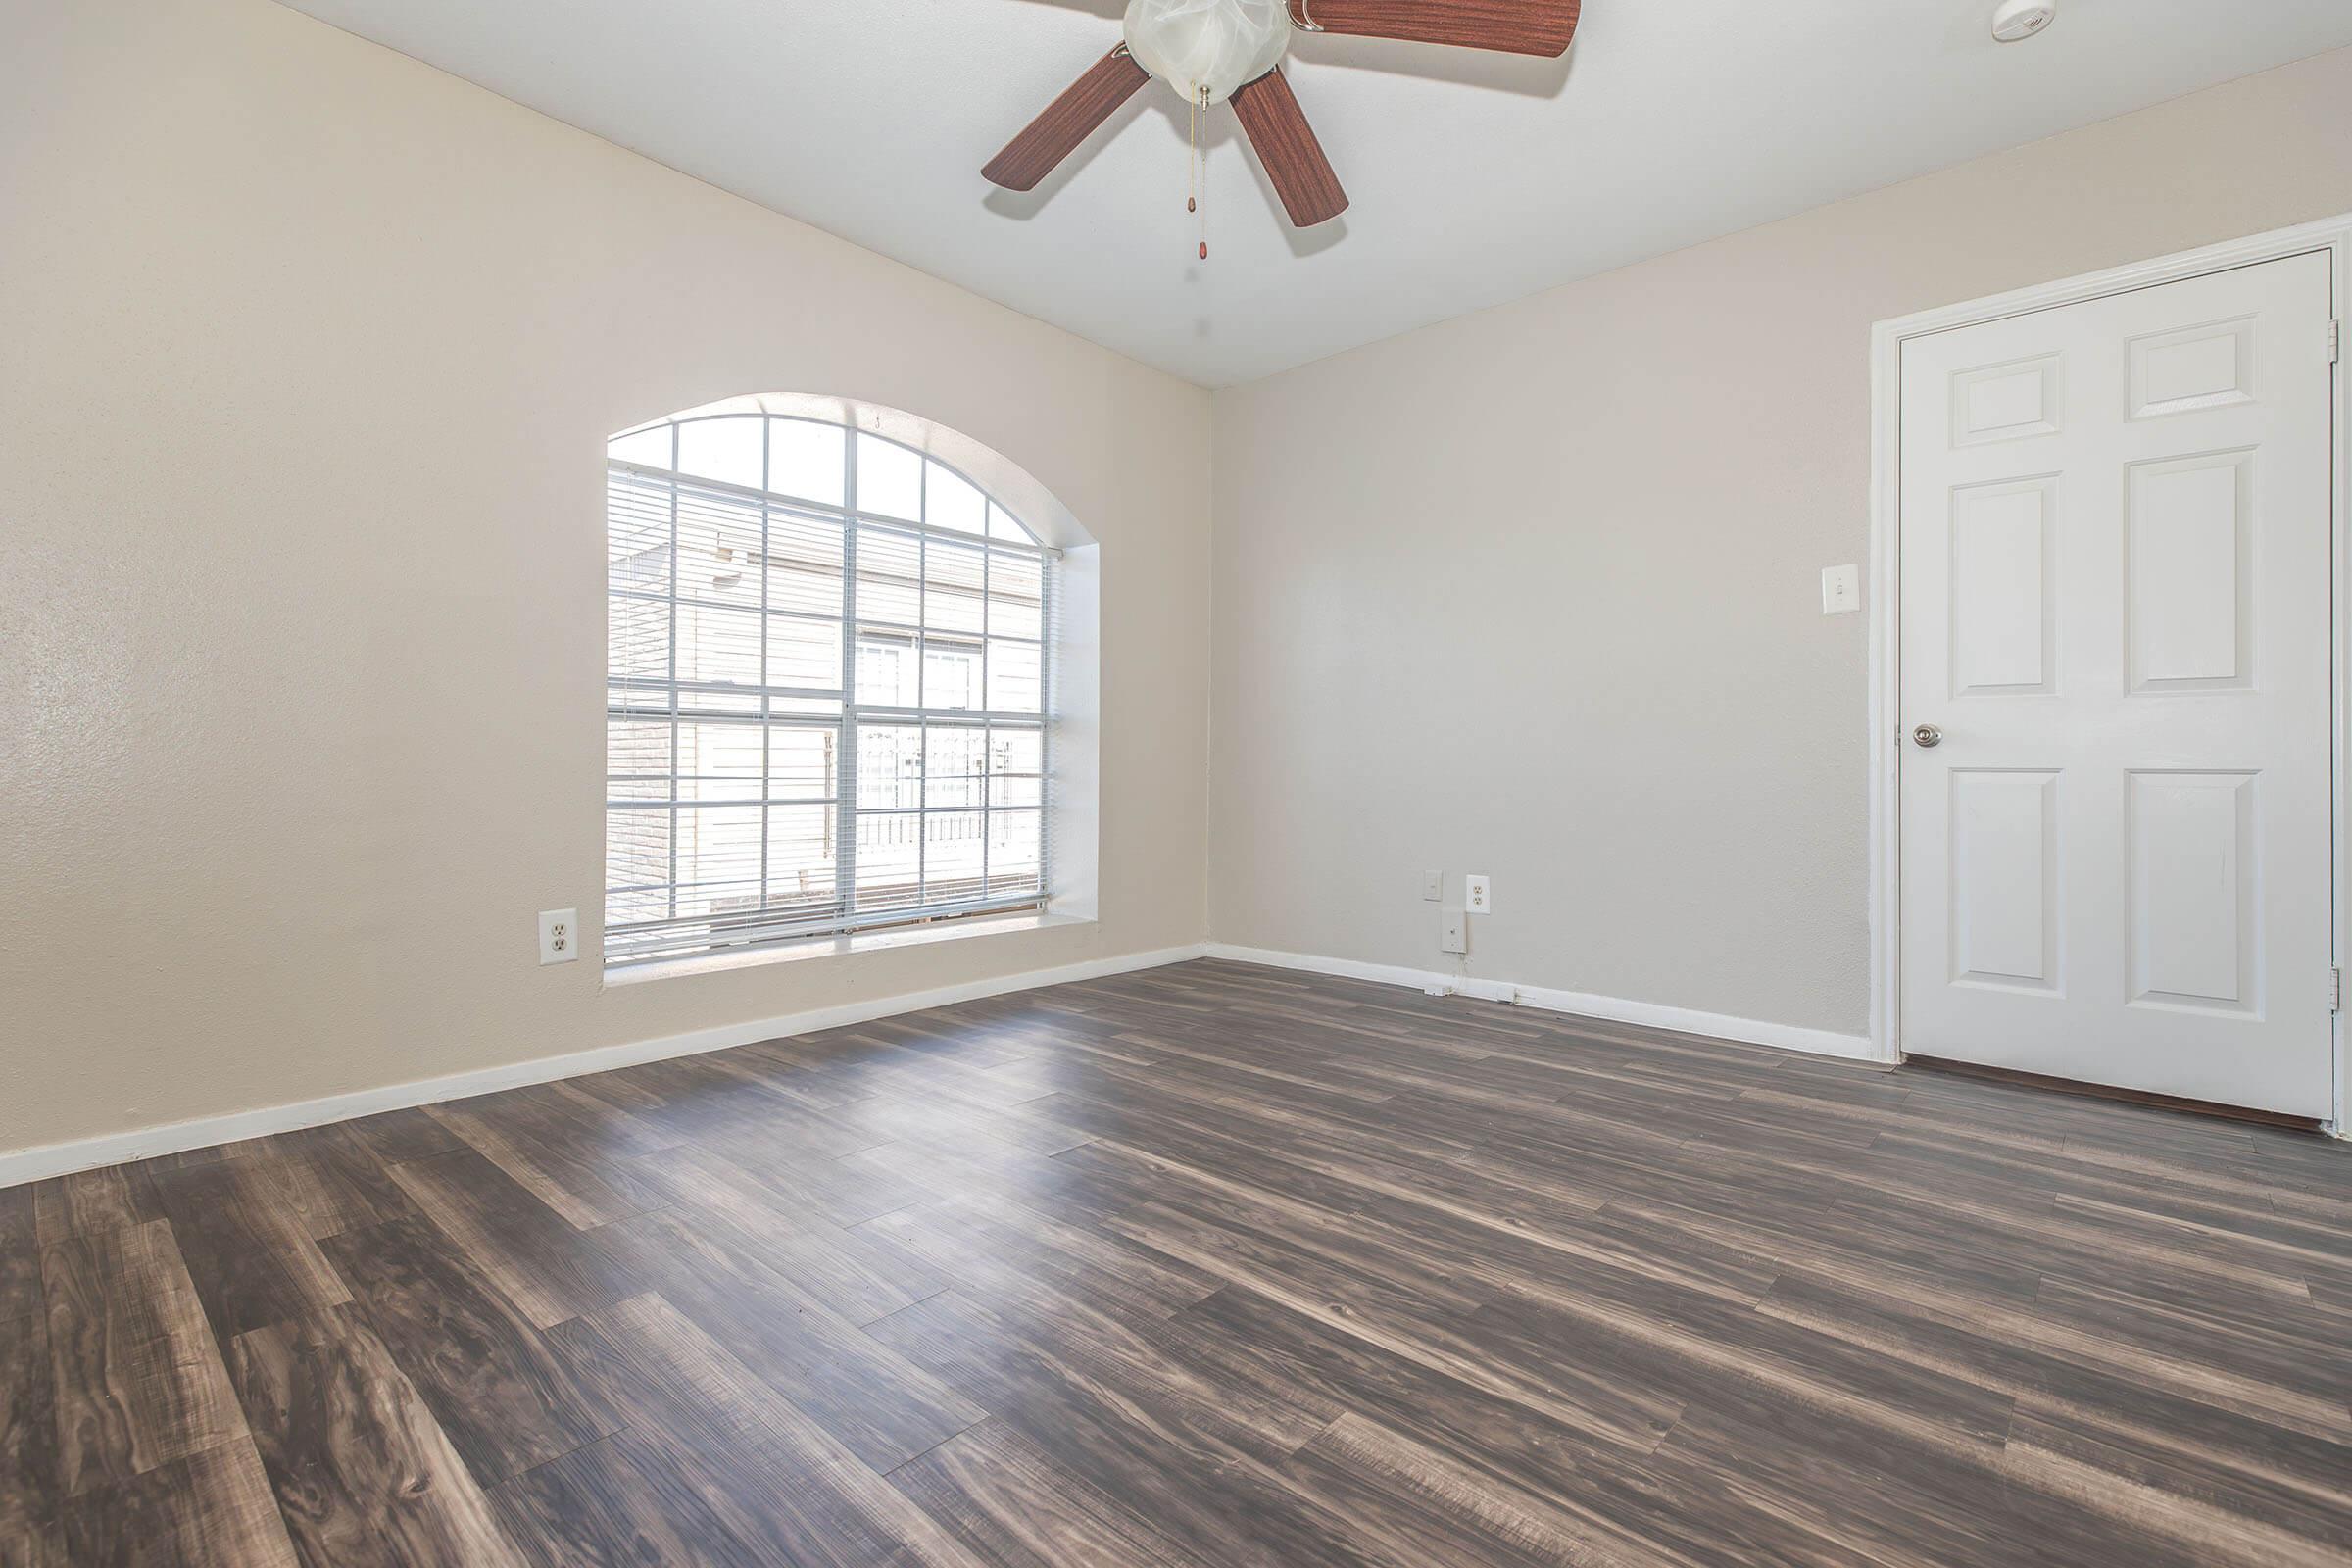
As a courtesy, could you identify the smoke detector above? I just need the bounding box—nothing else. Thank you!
[1991,0,2056,43]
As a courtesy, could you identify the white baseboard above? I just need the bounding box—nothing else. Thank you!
[1202,943,1883,1064]
[0,937,1886,1189]
[0,942,1207,1191]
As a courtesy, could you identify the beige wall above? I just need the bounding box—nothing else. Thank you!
[0,0,1212,1158]
[1210,48,2352,1037]
[8,2,2349,1164]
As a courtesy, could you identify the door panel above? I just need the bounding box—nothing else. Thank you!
[1950,478,2057,696]
[2125,769,2256,1013]
[1899,251,2335,1116]
[2127,450,2252,691]
[1947,768,2060,992]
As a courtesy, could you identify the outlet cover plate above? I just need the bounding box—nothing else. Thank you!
[539,908,579,965]
[1465,875,1492,915]
[1440,907,1468,954]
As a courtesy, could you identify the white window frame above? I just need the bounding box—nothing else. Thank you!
[604,412,1059,971]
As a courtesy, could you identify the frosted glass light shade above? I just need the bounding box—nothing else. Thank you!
[1123,0,1291,107]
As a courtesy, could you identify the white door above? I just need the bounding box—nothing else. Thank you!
[1899,250,2336,1116]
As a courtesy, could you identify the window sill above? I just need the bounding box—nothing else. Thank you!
[601,909,1091,987]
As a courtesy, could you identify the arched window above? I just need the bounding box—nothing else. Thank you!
[605,404,1057,968]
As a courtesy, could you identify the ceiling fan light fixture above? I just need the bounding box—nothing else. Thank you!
[985,0,1581,224]
[1990,0,2056,43]
[1123,0,1292,107]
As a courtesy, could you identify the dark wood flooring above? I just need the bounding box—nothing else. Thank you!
[4,958,2349,1566]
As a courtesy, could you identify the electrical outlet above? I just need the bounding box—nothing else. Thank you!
[1422,869,1443,902]
[1465,875,1492,915]
[539,908,579,965]
[1440,907,1467,955]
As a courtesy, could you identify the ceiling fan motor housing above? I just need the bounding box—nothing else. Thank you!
[1123,0,1292,107]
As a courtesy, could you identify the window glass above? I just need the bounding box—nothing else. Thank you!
[676,417,763,489]
[606,411,1057,966]
[857,433,922,521]
[770,420,845,507]
[927,463,987,535]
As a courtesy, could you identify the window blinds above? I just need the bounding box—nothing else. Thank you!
[605,416,1054,967]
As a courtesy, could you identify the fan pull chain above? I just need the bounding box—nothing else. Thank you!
[1187,93,1198,220]
[1197,86,1210,261]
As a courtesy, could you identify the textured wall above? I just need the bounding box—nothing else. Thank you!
[0,0,1212,1156]
[9,1,2350,1159]
[1209,48,2352,1036]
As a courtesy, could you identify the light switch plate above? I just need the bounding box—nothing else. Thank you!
[1465,875,1492,915]
[1821,564,1861,615]
[539,908,579,965]
[1422,870,1444,902]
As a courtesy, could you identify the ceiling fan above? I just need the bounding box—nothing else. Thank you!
[984,0,1581,230]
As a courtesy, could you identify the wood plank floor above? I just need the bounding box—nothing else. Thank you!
[4,958,2349,1566]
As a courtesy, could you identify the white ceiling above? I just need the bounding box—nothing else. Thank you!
[278,0,2352,386]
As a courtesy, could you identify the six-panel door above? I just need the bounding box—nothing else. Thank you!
[1898,251,2335,1116]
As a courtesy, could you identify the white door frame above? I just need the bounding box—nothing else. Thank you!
[1867,213,2352,1136]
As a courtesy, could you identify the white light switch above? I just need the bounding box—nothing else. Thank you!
[1422,869,1444,902]
[1821,564,1861,615]
[1465,875,1492,915]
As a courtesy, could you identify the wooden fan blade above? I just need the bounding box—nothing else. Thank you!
[1229,69,1348,228]
[983,46,1152,191]
[1288,0,1580,57]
